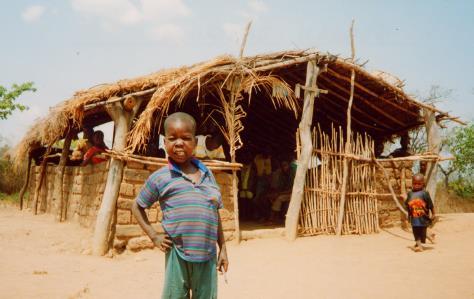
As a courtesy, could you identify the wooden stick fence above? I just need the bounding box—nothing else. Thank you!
[299,125,379,235]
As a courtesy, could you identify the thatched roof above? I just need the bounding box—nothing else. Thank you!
[14,49,458,164]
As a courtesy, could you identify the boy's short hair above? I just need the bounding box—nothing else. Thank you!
[413,173,425,181]
[164,112,196,136]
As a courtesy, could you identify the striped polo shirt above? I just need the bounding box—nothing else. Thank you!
[136,158,223,262]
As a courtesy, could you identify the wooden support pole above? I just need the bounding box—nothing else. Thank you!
[92,97,143,256]
[285,60,320,241]
[52,132,73,222]
[19,155,32,210]
[424,108,442,203]
[336,21,355,236]
[33,146,52,215]
[374,158,408,216]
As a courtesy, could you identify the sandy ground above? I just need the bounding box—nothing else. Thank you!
[1,206,474,299]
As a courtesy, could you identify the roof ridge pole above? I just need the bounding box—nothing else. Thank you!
[285,60,321,241]
[92,96,143,256]
[336,20,356,236]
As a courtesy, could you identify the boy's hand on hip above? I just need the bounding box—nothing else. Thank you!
[217,248,229,273]
[152,235,173,253]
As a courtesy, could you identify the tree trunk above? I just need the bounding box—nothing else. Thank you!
[92,98,142,256]
[285,60,320,241]
[424,109,442,203]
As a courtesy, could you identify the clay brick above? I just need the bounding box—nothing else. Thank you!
[117,198,134,210]
[124,169,151,183]
[146,164,161,172]
[133,183,145,196]
[116,223,164,238]
[222,219,235,231]
[147,209,158,223]
[218,209,232,220]
[119,182,135,197]
[126,161,145,170]
[117,209,131,225]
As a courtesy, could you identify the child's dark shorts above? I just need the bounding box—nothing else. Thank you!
[412,226,427,243]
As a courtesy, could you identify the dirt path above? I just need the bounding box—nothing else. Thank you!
[1,205,473,299]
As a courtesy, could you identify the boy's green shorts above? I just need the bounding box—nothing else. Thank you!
[162,247,217,299]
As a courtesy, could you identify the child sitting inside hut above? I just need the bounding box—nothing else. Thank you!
[267,159,296,224]
[253,149,272,220]
[81,131,109,166]
[389,133,413,158]
[195,122,226,160]
[238,151,257,220]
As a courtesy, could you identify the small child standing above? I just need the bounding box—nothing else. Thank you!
[404,173,436,252]
[131,112,229,298]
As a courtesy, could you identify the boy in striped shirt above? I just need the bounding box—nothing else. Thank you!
[132,112,229,299]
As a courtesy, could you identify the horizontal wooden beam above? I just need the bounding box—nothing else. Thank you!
[317,81,392,130]
[327,68,420,118]
[84,87,157,111]
[320,76,406,127]
[327,68,465,125]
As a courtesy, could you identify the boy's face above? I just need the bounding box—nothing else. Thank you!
[164,120,196,164]
[412,177,424,192]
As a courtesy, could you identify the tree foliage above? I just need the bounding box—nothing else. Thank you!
[441,123,474,198]
[0,82,36,120]
[447,123,474,178]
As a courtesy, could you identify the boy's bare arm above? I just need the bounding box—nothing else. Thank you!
[431,207,436,218]
[217,213,229,273]
[131,201,172,252]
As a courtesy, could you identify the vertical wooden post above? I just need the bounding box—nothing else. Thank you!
[19,155,32,210]
[229,78,242,244]
[92,97,142,256]
[285,60,320,241]
[336,20,356,236]
[52,131,73,221]
[33,146,52,215]
[424,108,442,203]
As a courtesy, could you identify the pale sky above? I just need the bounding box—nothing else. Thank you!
[1,0,473,146]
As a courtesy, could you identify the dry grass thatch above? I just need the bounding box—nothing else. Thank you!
[13,49,458,167]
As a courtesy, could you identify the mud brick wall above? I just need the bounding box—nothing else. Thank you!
[27,163,109,228]
[115,161,236,250]
[375,160,413,228]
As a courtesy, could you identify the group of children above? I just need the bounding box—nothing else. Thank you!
[69,130,109,166]
[238,150,296,224]
[129,112,436,298]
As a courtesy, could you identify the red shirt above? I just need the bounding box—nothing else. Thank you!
[84,146,107,164]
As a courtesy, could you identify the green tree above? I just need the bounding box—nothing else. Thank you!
[0,82,36,120]
[448,123,474,177]
[444,123,474,197]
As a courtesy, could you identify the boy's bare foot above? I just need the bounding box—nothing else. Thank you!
[413,246,423,252]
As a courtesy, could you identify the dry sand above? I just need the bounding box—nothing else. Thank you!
[1,205,473,299]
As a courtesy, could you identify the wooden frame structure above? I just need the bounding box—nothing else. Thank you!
[14,48,463,254]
